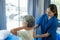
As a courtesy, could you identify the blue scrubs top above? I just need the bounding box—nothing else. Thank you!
[36,13,58,40]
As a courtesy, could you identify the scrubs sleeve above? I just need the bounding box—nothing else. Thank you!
[47,21,58,36]
[36,13,46,26]
[36,15,43,27]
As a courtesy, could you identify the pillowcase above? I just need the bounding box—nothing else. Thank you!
[0,30,10,40]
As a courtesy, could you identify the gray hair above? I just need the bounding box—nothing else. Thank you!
[21,15,35,27]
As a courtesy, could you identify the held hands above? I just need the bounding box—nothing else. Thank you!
[33,32,40,38]
[33,32,50,38]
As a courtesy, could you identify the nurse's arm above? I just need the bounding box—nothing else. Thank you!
[33,25,39,29]
[34,33,50,38]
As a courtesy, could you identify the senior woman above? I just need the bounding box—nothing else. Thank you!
[11,15,35,40]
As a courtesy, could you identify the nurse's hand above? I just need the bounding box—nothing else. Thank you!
[33,32,50,38]
[33,25,39,29]
[33,32,40,38]
[39,33,50,38]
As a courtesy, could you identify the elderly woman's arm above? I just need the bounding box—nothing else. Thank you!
[11,27,25,35]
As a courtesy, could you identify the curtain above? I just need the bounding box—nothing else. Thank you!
[0,0,6,30]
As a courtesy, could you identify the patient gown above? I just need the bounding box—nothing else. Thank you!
[17,29,34,40]
[36,13,58,40]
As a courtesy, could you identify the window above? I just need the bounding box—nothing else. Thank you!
[6,0,28,30]
[51,0,60,20]
[51,0,60,27]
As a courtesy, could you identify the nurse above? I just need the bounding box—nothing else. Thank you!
[34,4,58,40]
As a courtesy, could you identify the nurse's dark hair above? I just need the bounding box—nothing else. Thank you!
[48,4,58,18]
[23,15,35,27]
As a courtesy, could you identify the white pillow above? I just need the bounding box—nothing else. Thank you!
[0,30,10,40]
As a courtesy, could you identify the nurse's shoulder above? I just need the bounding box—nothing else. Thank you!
[39,13,47,19]
[53,16,58,26]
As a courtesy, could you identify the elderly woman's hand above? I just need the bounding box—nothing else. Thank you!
[11,29,17,35]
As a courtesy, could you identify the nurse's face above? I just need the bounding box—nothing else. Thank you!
[46,8,55,17]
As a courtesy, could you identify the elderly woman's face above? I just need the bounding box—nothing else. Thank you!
[46,8,55,17]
